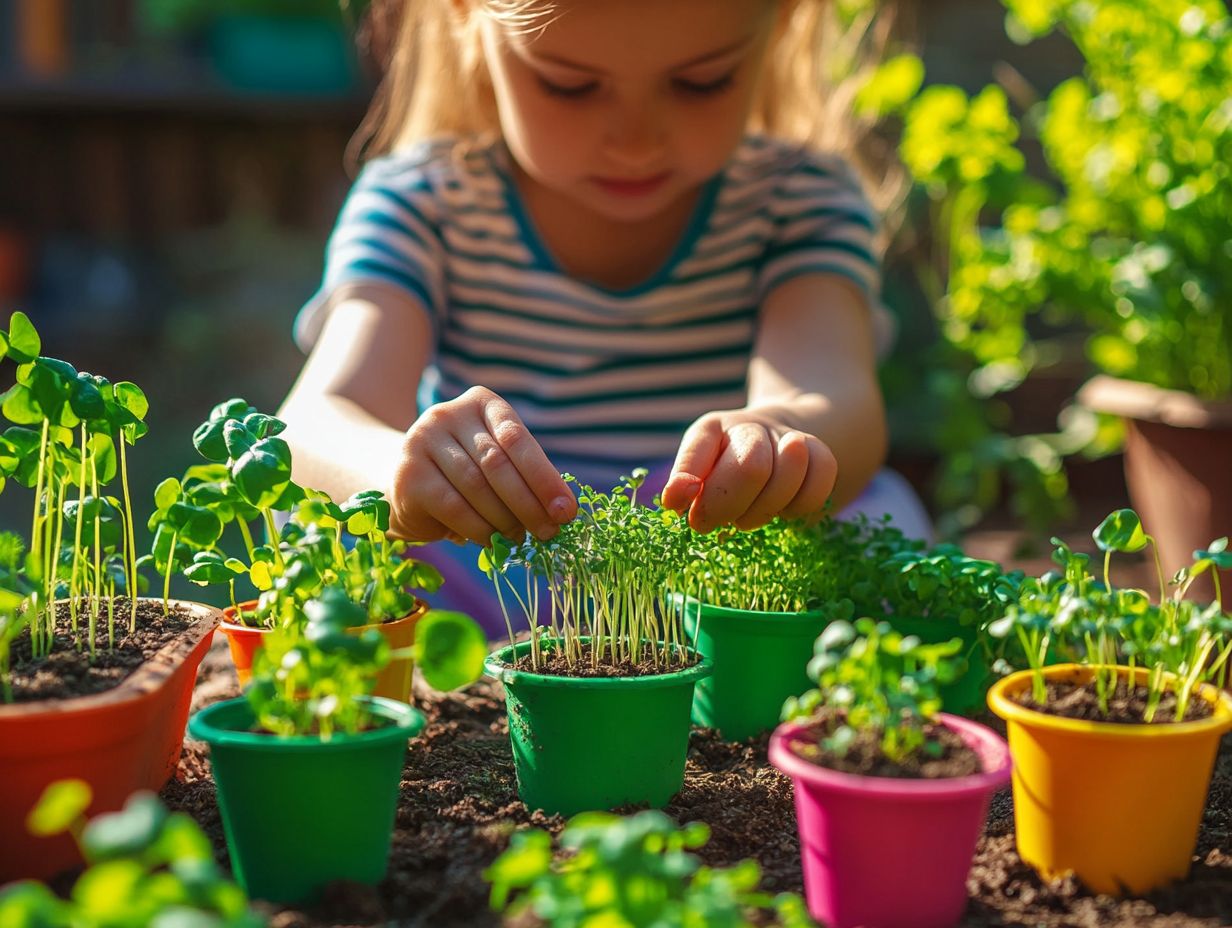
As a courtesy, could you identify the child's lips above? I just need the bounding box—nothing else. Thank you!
[592,172,671,197]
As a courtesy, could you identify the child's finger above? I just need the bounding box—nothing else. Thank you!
[663,415,726,511]
[781,437,838,520]
[417,464,504,545]
[478,390,577,525]
[433,438,526,540]
[687,421,773,532]
[733,431,810,530]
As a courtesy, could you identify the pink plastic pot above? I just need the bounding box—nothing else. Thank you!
[770,715,1011,928]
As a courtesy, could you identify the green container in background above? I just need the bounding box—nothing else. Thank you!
[682,598,830,741]
[485,641,712,816]
[208,15,356,94]
[883,614,990,715]
[187,696,423,904]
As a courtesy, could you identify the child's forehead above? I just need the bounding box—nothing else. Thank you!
[493,0,776,72]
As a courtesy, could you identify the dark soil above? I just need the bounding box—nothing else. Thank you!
[7,598,196,702]
[163,642,1232,927]
[510,641,699,678]
[788,714,982,779]
[1014,680,1215,724]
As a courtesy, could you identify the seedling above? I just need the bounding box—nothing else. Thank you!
[783,618,963,764]
[0,312,149,666]
[0,779,261,927]
[485,810,814,928]
[988,509,1232,721]
[481,470,696,674]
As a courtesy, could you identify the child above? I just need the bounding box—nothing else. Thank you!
[278,0,930,631]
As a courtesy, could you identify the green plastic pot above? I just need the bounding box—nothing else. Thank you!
[883,615,990,715]
[485,640,712,816]
[681,597,830,741]
[187,696,423,904]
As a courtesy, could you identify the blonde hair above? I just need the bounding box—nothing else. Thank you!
[350,0,908,214]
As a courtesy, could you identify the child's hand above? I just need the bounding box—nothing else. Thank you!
[387,387,578,545]
[661,410,837,533]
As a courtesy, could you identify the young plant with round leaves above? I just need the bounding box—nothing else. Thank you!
[485,809,814,928]
[0,532,34,702]
[0,312,150,665]
[783,618,963,765]
[0,779,261,928]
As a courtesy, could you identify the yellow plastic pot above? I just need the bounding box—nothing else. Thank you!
[988,664,1232,894]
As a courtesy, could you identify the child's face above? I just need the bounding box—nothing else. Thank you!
[478,0,781,224]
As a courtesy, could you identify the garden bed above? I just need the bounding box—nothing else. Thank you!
[164,643,1232,928]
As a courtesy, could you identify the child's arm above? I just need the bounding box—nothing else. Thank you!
[661,273,886,533]
[279,281,577,545]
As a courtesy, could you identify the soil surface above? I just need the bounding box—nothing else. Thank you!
[7,598,196,702]
[1014,680,1215,724]
[788,715,981,779]
[164,642,1232,928]
[510,641,699,678]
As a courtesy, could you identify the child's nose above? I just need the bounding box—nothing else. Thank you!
[604,101,666,170]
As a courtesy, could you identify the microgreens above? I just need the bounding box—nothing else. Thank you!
[988,509,1232,721]
[783,618,964,764]
[485,810,814,928]
[0,312,149,668]
[0,779,260,928]
[482,470,695,674]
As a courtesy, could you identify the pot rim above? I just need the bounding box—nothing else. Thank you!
[988,663,1232,738]
[0,598,220,719]
[769,714,1011,799]
[220,598,428,635]
[676,593,826,623]
[187,694,423,751]
[485,638,713,690]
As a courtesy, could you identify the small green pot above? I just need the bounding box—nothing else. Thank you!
[883,615,990,715]
[485,640,712,816]
[187,696,423,904]
[682,597,830,741]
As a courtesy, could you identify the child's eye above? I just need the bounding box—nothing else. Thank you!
[673,73,735,97]
[537,76,599,99]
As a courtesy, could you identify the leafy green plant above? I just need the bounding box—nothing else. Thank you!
[481,470,696,674]
[485,810,814,928]
[783,618,963,764]
[0,779,262,928]
[899,0,1232,440]
[0,311,150,668]
[246,584,485,737]
[0,532,34,702]
[989,509,1232,721]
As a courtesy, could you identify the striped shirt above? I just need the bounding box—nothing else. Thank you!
[297,134,881,489]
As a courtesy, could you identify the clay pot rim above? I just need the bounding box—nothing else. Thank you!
[1078,375,1232,429]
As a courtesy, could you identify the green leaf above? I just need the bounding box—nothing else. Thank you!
[69,859,145,918]
[231,438,291,510]
[415,610,487,691]
[0,880,71,926]
[154,478,181,512]
[81,791,168,861]
[26,779,92,837]
[191,419,230,463]
[1093,509,1148,553]
[112,382,148,421]
[855,54,925,117]
[6,312,41,364]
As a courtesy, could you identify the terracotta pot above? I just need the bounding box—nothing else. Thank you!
[1079,376,1232,601]
[0,599,220,882]
[219,599,427,702]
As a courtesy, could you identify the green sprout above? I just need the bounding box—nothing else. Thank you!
[485,810,814,928]
[783,618,963,764]
[0,312,150,672]
[0,779,262,928]
[988,509,1232,721]
[481,470,696,674]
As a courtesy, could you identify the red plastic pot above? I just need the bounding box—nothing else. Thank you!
[0,599,220,881]
[770,715,1011,928]
[220,599,427,702]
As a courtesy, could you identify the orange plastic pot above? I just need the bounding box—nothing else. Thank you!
[0,599,220,882]
[988,664,1232,894]
[220,599,427,702]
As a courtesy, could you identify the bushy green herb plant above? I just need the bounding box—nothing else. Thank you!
[485,810,814,928]
[989,509,1232,721]
[482,470,695,673]
[0,779,261,927]
[0,312,150,668]
[783,618,963,763]
[0,532,34,701]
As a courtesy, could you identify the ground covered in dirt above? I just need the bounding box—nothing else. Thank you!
[164,642,1232,928]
